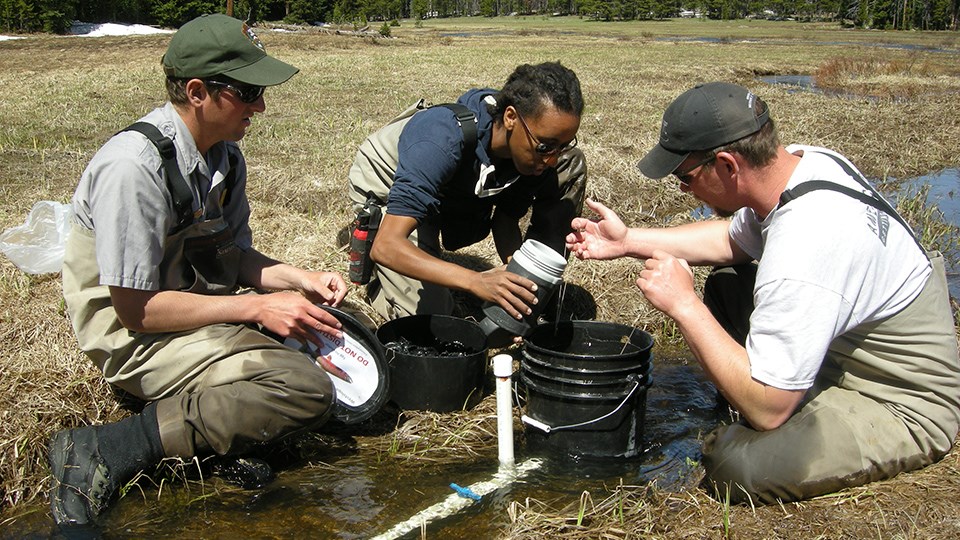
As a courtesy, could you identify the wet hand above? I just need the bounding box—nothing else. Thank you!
[636,250,698,317]
[475,266,538,320]
[565,198,628,260]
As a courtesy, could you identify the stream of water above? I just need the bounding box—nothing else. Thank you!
[3,351,721,539]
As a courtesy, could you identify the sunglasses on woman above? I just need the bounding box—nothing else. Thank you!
[515,111,578,156]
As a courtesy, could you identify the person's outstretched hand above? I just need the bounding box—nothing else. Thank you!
[565,198,629,260]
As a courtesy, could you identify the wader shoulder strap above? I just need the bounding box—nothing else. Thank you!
[778,152,927,258]
[121,122,194,232]
[351,102,479,205]
[121,122,240,233]
[779,181,885,211]
[431,103,478,151]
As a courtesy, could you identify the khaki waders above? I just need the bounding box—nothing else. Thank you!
[700,253,960,504]
[62,221,334,458]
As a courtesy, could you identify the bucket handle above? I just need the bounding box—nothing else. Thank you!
[520,375,641,434]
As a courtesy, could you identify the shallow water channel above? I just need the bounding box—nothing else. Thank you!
[6,351,721,539]
[892,168,960,300]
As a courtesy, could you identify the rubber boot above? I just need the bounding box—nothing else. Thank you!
[49,402,164,529]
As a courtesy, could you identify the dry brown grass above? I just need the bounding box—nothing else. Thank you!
[815,54,960,99]
[1,16,959,537]
[365,393,501,461]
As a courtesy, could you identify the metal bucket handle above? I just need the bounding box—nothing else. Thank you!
[520,373,642,434]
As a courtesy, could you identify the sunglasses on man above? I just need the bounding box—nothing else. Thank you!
[673,153,716,187]
[204,80,266,104]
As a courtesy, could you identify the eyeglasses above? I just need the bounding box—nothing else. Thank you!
[204,80,265,104]
[673,154,716,187]
[515,111,578,156]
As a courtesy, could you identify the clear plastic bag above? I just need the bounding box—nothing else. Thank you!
[0,201,73,274]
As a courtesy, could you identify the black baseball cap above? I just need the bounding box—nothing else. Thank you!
[637,82,769,179]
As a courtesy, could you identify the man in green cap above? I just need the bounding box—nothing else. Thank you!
[50,14,348,530]
[567,82,960,504]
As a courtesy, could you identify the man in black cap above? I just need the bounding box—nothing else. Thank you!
[51,14,347,529]
[566,82,960,504]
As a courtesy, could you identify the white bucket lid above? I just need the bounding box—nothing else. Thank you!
[283,305,390,424]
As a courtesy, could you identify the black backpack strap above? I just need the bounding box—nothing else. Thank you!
[779,180,886,211]
[779,152,927,258]
[121,122,194,232]
[432,103,478,152]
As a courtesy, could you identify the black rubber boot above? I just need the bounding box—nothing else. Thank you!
[48,403,164,529]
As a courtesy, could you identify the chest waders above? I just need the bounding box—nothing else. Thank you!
[122,122,241,294]
[701,151,960,505]
[347,102,478,285]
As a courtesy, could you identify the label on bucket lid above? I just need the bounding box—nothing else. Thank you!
[283,305,389,424]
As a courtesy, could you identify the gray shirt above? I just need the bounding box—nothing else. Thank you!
[71,103,253,290]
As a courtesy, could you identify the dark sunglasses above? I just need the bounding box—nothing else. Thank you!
[673,154,716,187]
[515,111,578,156]
[204,80,265,104]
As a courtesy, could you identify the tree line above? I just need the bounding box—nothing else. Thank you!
[2,0,956,36]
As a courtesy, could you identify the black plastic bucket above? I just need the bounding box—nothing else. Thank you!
[521,320,654,458]
[377,315,488,412]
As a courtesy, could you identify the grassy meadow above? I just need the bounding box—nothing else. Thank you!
[2,16,960,537]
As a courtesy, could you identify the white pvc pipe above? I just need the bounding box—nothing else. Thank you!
[368,354,537,540]
[369,458,542,540]
[493,353,515,468]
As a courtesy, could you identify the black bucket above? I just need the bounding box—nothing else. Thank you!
[377,315,488,412]
[520,320,654,458]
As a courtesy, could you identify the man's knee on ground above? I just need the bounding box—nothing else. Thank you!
[700,424,812,505]
[277,362,336,426]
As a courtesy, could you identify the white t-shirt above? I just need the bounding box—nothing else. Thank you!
[728,145,931,391]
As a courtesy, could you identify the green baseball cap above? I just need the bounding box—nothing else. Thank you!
[162,14,298,87]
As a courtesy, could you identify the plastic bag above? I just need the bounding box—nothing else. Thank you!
[0,200,73,274]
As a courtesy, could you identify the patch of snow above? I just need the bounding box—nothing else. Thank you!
[70,21,173,37]
[0,35,24,41]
